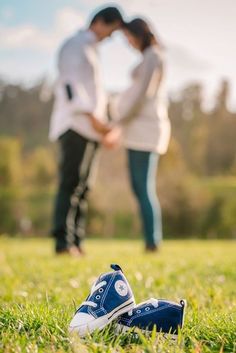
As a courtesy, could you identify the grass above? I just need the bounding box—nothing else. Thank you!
[0,237,236,353]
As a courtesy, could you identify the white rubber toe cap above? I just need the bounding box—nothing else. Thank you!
[69,312,94,334]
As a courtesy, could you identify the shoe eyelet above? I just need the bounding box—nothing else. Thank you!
[136,309,141,314]
[145,307,150,311]
[95,295,100,300]
[98,288,104,293]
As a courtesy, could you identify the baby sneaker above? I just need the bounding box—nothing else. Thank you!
[69,264,135,337]
[116,298,186,339]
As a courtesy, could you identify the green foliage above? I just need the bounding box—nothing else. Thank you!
[0,187,20,233]
[170,80,236,176]
[0,137,57,234]
[0,238,236,352]
[24,189,54,234]
[0,138,22,233]
[1,136,236,238]
[158,139,208,237]
[0,81,53,149]
[201,179,236,238]
[24,147,56,186]
[0,137,22,186]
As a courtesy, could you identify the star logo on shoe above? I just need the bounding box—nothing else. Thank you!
[115,280,128,296]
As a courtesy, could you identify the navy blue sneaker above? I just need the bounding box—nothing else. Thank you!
[116,298,186,338]
[69,264,135,337]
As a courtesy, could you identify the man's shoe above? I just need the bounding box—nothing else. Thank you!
[77,246,85,256]
[68,246,83,257]
[69,264,135,337]
[116,298,186,338]
[55,246,81,257]
[55,248,68,255]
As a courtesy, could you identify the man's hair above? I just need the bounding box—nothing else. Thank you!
[90,6,124,26]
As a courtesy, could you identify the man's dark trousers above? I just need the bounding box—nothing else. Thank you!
[52,129,98,252]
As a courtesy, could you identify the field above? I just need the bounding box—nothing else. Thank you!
[0,237,236,353]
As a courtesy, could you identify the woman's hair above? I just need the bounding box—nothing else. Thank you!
[124,18,162,52]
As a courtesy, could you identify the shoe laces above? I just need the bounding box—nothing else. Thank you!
[128,298,159,316]
[81,280,107,308]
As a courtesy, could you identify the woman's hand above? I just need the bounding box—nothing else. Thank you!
[102,126,122,149]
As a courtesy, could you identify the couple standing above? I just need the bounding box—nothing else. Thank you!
[49,6,171,256]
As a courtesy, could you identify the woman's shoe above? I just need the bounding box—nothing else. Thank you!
[145,244,159,253]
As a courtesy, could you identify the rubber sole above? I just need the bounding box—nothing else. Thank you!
[69,297,135,337]
[115,323,178,341]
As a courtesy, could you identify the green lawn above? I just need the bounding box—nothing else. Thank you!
[0,237,236,353]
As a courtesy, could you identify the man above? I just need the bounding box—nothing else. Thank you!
[49,6,124,255]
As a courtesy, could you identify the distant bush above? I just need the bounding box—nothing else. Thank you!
[0,137,236,239]
[156,139,210,237]
[23,147,56,186]
[0,137,22,186]
[0,138,22,234]
[201,190,236,239]
[0,140,56,235]
[0,187,20,233]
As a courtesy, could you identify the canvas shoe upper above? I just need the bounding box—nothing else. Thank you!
[69,264,135,337]
[116,298,186,336]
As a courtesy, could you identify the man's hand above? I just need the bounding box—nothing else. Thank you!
[102,126,122,149]
[90,115,111,135]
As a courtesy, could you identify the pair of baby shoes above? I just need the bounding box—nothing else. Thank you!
[69,264,186,338]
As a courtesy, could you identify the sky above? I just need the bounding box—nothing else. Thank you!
[0,0,236,110]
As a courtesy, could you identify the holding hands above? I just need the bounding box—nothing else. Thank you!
[90,115,111,135]
[90,115,122,149]
[102,126,122,149]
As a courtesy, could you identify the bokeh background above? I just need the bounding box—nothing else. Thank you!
[0,0,236,239]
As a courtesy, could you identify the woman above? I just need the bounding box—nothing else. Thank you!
[105,18,171,252]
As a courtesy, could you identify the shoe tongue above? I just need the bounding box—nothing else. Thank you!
[96,274,104,283]
[95,271,110,284]
[92,264,122,290]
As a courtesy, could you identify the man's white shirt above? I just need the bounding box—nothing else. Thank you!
[49,29,108,142]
